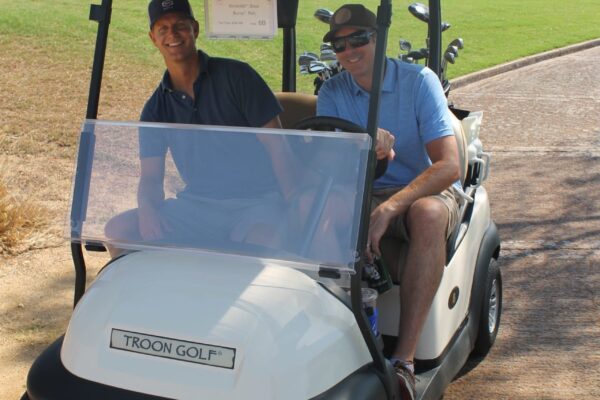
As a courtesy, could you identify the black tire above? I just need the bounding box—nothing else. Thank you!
[473,257,502,356]
[20,392,30,400]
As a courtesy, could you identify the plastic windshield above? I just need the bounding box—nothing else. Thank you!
[69,120,370,273]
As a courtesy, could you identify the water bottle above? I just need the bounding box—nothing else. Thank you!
[361,288,379,336]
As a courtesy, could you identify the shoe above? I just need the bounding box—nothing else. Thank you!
[392,359,416,400]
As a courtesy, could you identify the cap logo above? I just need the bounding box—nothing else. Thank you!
[334,8,352,24]
[162,0,174,10]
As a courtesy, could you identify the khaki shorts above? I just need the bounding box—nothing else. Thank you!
[370,186,462,282]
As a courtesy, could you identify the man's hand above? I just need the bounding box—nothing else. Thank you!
[366,200,396,261]
[376,128,395,160]
[138,206,172,241]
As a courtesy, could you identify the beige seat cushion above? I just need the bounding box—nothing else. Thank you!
[449,111,469,187]
[275,92,317,129]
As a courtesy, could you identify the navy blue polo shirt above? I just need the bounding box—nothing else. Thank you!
[139,51,282,198]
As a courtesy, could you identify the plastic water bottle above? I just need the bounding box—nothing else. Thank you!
[361,287,379,336]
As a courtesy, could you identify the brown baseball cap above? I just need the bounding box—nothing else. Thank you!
[323,4,377,42]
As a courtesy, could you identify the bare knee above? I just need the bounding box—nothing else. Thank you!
[406,198,448,239]
[104,209,139,240]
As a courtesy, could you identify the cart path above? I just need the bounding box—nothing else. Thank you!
[443,45,600,399]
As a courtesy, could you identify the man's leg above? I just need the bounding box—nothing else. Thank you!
[392,196,449,362]
[104,209,141,258]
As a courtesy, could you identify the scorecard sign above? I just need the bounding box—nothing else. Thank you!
[205,0,278,39]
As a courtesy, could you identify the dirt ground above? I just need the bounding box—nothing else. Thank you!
[1,38,599,399]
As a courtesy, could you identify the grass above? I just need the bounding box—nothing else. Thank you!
[0,171,50,255]
[1,0,599,93]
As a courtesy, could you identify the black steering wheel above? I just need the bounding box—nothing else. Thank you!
[293,116,366,133]
[294,115,388,180]
[290,115,390,258]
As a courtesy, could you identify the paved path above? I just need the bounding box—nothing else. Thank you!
[443,45,600,399]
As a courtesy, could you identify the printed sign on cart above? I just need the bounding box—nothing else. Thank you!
[204,0,277,39]
[110,328,236,369]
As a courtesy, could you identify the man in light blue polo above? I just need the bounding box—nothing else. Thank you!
[317,4,461,399]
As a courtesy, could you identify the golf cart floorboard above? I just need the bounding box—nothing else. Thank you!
[26,337,170,400]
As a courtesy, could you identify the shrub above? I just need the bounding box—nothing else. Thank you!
[0,176,50,255]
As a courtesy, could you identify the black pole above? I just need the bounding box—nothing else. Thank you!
[86,0,112,119]
[282,27,296,92]
[352,1,395,396]
[71,0,112,307]
[428,0,442,79]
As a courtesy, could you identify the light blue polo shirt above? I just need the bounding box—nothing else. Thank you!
[317,58,459,191]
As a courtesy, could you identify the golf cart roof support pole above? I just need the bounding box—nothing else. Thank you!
[428,0,442,79]
[352,0,394,393]
[282,27,296,92]
[278,0,299,91]
[70,0,112,307]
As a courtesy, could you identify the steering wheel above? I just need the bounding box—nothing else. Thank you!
[294,115,388,179]
[290,116,368,257]
[293,116,366,133]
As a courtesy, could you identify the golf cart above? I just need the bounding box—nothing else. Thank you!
[23,0,501,399]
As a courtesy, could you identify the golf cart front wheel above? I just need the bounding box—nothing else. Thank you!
[473,257,502,356]
[20,393,30,400]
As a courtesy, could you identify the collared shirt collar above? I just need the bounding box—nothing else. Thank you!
[159,50,211,92]
[350,58,396,96]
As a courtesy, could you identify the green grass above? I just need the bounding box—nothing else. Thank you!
[1,0,599,92]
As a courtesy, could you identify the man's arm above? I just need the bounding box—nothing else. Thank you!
[262,116,282,129]
[368,134,460,256]
[258,116,310,200]
[317,79,394,161]
[137,156,169,240]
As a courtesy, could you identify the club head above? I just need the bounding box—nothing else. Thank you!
[298,52,319,66]
[407,49,428,61]
[449,38,464,50]
[441,21,451,32]
[399,39,412,52]
[299,65,309,74]
[314,8,333,24]
[444,52,456,64]
[320,49,337,61]
[309,61,327,74]
[408,3,429,23]
[320,42,333,52]
[446,45,459,56]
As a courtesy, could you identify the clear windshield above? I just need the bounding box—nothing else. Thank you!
[69,120,370,273]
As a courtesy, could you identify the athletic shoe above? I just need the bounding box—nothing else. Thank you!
[392,360,416,400]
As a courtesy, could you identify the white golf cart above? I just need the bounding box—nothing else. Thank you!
[23,1,501,399]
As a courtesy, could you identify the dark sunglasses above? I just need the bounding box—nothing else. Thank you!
[331,30,375,53]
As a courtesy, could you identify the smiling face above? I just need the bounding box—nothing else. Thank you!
[149,12,199,64]
[333,27,376,89]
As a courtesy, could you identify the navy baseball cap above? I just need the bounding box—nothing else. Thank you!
[148,0,195,29]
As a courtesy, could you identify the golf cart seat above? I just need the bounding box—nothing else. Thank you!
[275,92,317,129]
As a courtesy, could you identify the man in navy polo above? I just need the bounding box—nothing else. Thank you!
[105,0,286,254]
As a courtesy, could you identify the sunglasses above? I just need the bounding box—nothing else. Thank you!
[331,30,375,53]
